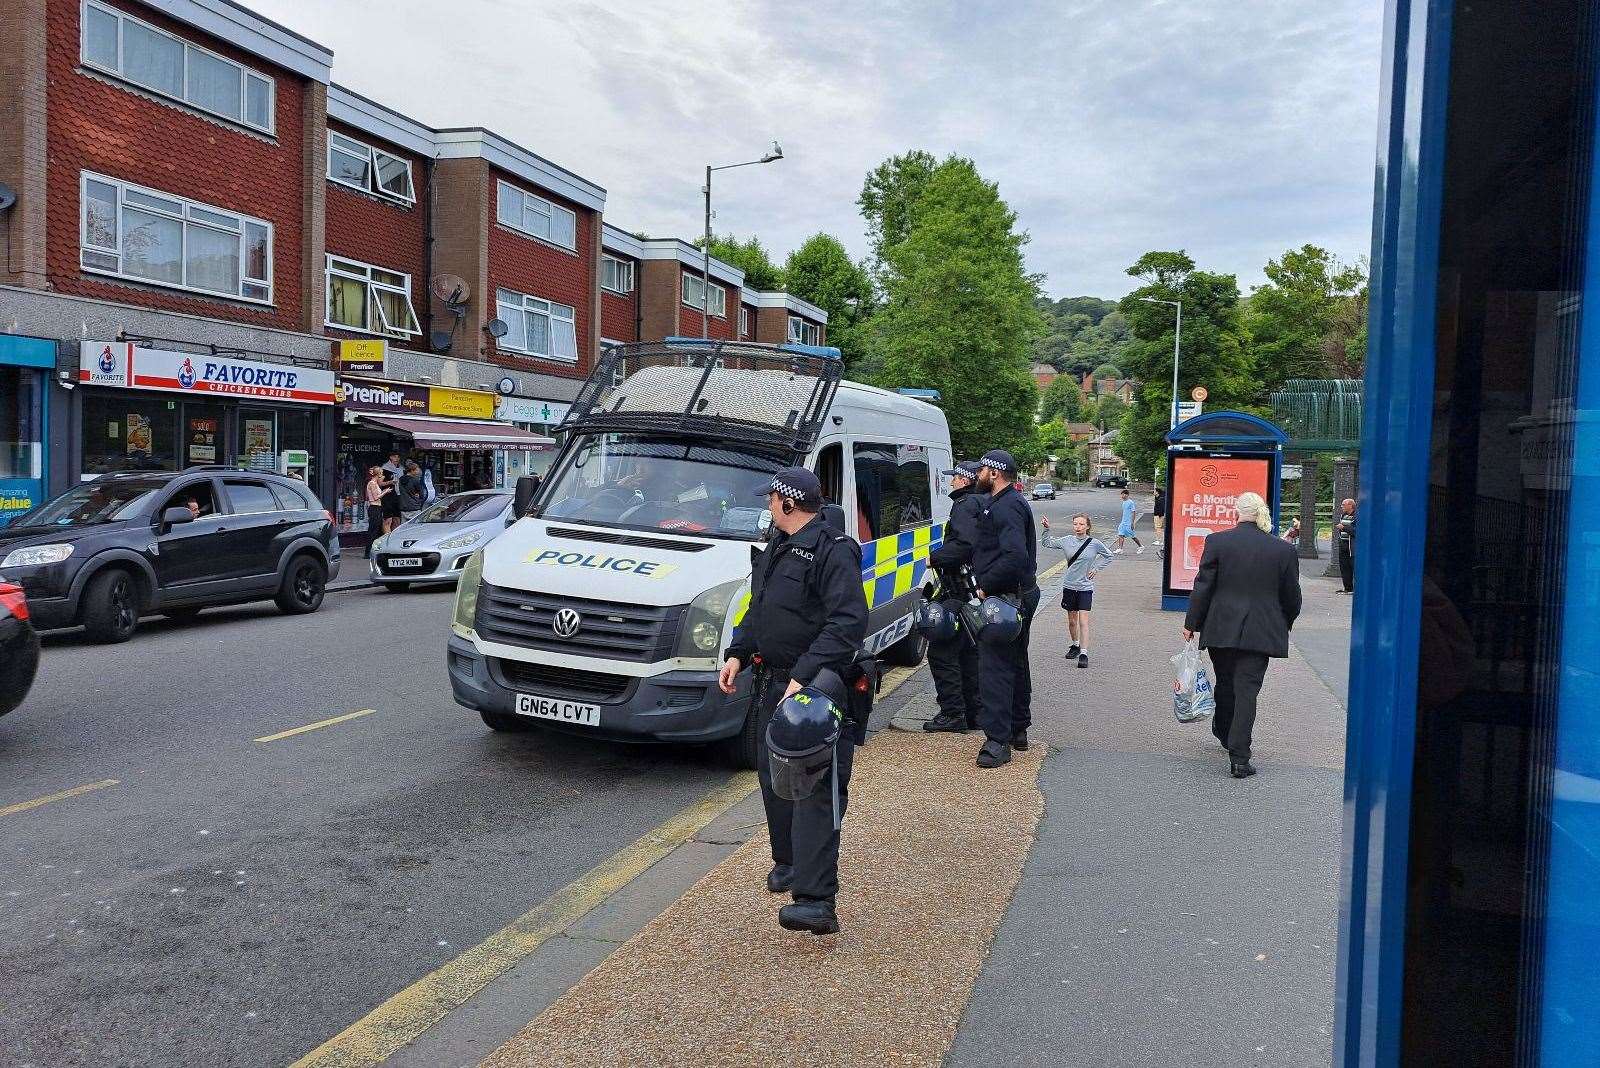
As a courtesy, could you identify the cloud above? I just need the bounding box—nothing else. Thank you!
[250,0,1381,297]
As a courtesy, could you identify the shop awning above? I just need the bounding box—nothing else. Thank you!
[356,414,555,451]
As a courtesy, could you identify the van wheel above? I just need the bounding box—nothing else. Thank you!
[481,710,524,732]
[276,555,327,614]
[82,569,141,643]
[720,705,762,770]
[881,629,927,667]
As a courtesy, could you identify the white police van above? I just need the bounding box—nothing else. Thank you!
[447,339,952,766]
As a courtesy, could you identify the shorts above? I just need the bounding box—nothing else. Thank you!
[1061,588,1093,612]
[382,496,401,519]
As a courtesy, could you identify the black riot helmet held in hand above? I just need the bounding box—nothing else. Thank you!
[915,597,961,643]
[977,595,1023,645]
[765,669,847,802]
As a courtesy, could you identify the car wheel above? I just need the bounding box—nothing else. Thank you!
[81,569,141,643]
[881,628,928,667]
[275,555,327,615]
[0,626,40,717]
[381,582,411,593]
[162,607,203,622]
[480,710,524,732]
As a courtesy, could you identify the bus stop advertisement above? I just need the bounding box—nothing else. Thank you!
[1160,411,1288,611]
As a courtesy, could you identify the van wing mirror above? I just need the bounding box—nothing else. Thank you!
[512,475,540,518]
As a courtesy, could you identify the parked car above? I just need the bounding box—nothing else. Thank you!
[0,577,39,718]
[1094,470,1128,488]
[370,490,515,591]
[0,468,340,643]
[1030,482,1056,500]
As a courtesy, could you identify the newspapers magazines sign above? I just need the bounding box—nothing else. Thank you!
[79,342,336,404]
[1164,453,1273,593]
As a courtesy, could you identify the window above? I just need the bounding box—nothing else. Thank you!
[496,288,578,363]
[80,1,274,132]
[601,255,634,293]
[683,273,728,318]
[852,441,932,541]
[788,315,821,346]
[325,256,421,337]
[79,172,272,302]
[496,181,577,250]
[161,481,217,520]
[0,367,42,480]
[326,132,415,204]
[739,305,750,337]
[80,393,179,475]
[223,480,279,515]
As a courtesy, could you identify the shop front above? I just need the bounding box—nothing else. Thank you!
[0,335,54,525]
[335,377,552,539]
[495,394,568,488]
[73,340,336,493]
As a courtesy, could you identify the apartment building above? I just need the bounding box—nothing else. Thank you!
[751,291,828,347]
[634,238,744,341]
[599,224,642,346]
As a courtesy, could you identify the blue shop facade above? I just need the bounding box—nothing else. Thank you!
[1340,0,1600,1064]
[0,335,54,525]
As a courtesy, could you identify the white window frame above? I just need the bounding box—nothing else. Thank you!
[79,171,273,304]
[601,254,634,294]
[495,288,579,364]
[738,305,750,337]
[79,0,275,134]
[788,315,821,346]
[682,273,728,318]
[326,131,415,205]
[495,181,578,252]
[324,255,421,338]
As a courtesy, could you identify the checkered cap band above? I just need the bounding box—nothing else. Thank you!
[773,478,807,499]
[980,456,1009,471]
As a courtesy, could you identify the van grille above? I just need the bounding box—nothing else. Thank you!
[475,583,683,663]
[493,659,634,701]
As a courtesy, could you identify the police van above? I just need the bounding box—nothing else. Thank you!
[447,339,952,766]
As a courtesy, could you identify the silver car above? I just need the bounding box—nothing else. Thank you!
[369,490,515,590]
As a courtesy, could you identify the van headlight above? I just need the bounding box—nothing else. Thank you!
[674,578,745,658]
[453,550,484,631]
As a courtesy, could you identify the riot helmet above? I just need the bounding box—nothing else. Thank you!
[766,669,845,801]
[977,596,1023,645]
[915,598,960,643]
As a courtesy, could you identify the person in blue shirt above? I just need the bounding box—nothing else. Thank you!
[1112,488,1144,555]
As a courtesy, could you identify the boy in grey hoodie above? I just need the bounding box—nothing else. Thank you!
[1040,513,1113,668]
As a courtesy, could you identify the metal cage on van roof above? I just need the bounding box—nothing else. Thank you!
[564,340,844,454]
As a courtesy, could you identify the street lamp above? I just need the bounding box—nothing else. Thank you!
[702,142,784,338]
[1139,296,1183,429]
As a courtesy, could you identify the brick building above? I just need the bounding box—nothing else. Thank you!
[750,291,828,347]
[636,238,744,342]
[598,224,642,346]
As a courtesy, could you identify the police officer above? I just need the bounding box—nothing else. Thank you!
[971,449,1039,768]
[923,460,984,734]
[719,467,868,934]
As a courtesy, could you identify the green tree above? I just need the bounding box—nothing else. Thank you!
[1246,245,1368,391]
[1037,374,1084,424]
[694,232,784,290]
[867,157,1044,461]
[1115,250,1254,476]
[858,149,941,266]
[784,233,876,373]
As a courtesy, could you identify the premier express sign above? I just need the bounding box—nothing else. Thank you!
[79,342,336,405]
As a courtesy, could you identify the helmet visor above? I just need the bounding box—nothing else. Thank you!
[769,748,833,801]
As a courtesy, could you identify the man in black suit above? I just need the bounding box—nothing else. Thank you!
[1181,492,1302,778]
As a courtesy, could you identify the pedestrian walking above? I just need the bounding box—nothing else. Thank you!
[1181,492,1302,778]
[380,451,403,534]
[363,466,388,558]
[1112,489,1144,554]
[397,462,425,524]
[1336,498,1356,593]
[1153,486,1167,555]
[971,450,1039,769]
[718,467,867,935]
[923,460,984,734]
[1040,513,1112,668]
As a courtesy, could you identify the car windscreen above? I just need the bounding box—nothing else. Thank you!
[20,479,166,526]
[539,433,784,539]
[418,493,511,524]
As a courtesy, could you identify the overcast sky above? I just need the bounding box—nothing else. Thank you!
[255,0,1383,299]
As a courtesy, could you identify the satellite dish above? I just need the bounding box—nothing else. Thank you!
[429,329,454,352]
[431,274,469,310]
[0,183,16,213]
[484,318,509,339]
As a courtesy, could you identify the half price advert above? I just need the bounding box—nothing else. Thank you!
[1166,455,1270,592]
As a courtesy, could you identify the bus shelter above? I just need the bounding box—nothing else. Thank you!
[1160,411,1288,611]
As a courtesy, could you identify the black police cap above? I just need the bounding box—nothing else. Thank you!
[941,460,981,480]
[980,450,1019,477]
[757,466,823,508]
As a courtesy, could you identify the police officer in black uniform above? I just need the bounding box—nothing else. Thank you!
[971,449,1039,768]
[923,460,984,733]
[719,467,868,934]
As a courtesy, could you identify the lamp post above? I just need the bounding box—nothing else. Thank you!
[1138,296,1183,428]
[702,142,784,338]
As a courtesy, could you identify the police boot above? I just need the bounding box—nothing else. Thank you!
[779,898,840,935]
[923,713,969,733]
[976,740,1012,768]
[767,864,794,893]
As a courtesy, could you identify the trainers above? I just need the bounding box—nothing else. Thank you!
[1136,545,1146,555]
[1078,652,1089,668]
[977,740,1012,768]
[1066,643,1080,660]
[922,713,969,734]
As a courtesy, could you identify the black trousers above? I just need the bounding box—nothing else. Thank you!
[1208,647,1270,763]
[928,629,980,726]
[978,588,1040,746]
[365,504,385,557]
[754,673,855,904]
[1338,541,1354,592]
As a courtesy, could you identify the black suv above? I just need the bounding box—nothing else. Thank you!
[0,469,341,643]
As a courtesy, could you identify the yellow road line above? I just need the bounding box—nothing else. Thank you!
[1038,558,1068,583]
[254,709,376,744]
[288,771,759,1068]
[878,664,917,699]
[0,779,119,819]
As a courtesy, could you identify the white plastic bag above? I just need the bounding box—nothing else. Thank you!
[1171,639,1216,723]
